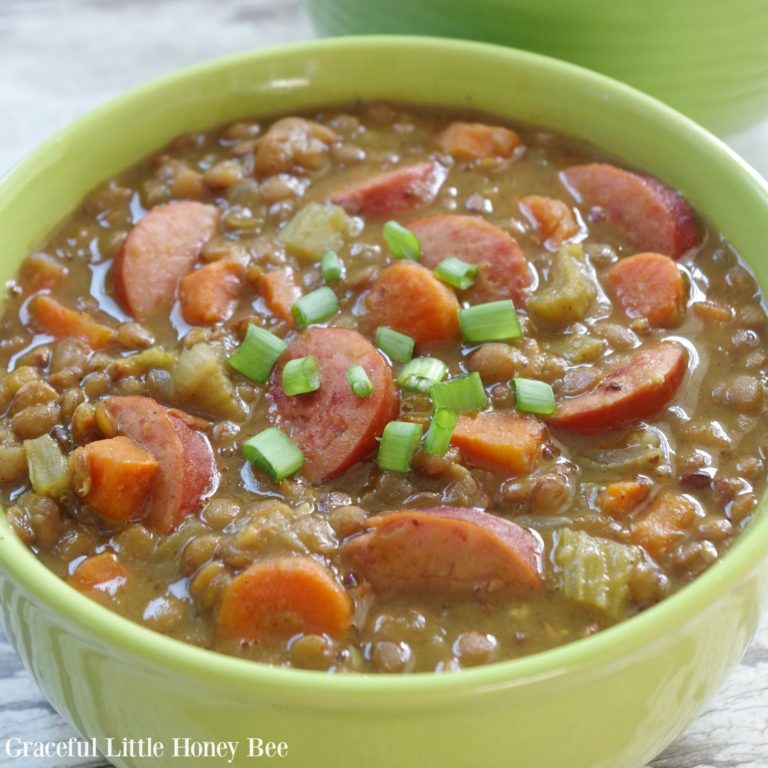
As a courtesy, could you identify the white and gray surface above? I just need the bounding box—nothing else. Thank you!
[0,1,767,766]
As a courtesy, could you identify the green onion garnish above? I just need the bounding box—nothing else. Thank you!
[375,326,415,364]
[423,408,458,456]
[377,420,422,472]
[282,355,321,396]
[430,372,489,413]
[512,377,556,415]
[346,365,373,398]
[396,356,448,393]
[458,300,522,343]
[321,249,344,283]
[227,323,286,384]
[292,286,339,330]
[242,427,304,482]
[383,220,420,261]
[434,257,479,290]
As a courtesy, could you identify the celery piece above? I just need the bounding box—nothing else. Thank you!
[278,203,353,261]
[546,334,605,364]
[173,343,248,421]
[555,528,641,618]
[23,435,70,498]
[527,244,597,326]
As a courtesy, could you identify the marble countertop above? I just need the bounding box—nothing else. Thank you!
[1,1,767,766]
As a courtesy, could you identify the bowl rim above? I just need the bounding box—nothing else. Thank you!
[1,34,767,704]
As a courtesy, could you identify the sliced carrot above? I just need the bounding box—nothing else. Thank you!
[20,253,68,292]
[451,411,548,475]
[598,479,651,519]
[70,436,158,524]
[365,261,460,345]
[67,552,128,599]
[29,295,116,349]
[216,557,352,643]
[691,300,732,323]
[519,195,580,247]
[259,268,302,322]
[630,490,698,560]
[179,259,243,326]
[438,121,522,160]
[606,252,686,328]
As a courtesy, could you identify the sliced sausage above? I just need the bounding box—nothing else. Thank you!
[407,214,532,305]
[114,201,219,319]
[104,395,218,533]
[329,161,446,217]
[168,413,218,526]
[365,261,460,345]
[269,327,398,483]
[562,163,699,258]
[342,506,543,597]
[548,341,688,432]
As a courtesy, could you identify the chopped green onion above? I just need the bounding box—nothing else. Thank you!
[459,300,522,343]
[512,377,556,416]
[423,408,457,456]
[430,372,489,413]
[282,355,321,396]
[292,286,339,330]
[321,249,344,282]
[396,356,448,393]
[24,435,70,498]
[375,326,415,363]
[243,427,304,482]
[227,323,286,384]
[383,220,420,261]
[377,420,422,472]
[434,257,479,290]
[346,365,373,398]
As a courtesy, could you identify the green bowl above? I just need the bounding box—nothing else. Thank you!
[303,0,768,136]
[1,37,768,768]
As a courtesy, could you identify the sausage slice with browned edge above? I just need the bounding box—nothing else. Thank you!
[549,341,688,432]
[407,214,532,305]
[329,162,446,217]
[104,396,218,533]
[269,327,399,483]
[114,201,219,319]
[342,506,543,597]
[562,163,699,259]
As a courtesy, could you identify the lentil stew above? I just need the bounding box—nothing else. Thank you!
[1,104,766,673]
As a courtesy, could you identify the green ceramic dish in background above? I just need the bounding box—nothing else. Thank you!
[303,0,768,136]
[1,37,768,768]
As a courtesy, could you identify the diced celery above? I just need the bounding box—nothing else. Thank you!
[555,528,641,618]
[528,244,597,326]
[278,203,354,261]
[112,346,176,378]
[23,435,70,498]
[546,334,605,364]
[173,343,247,421]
